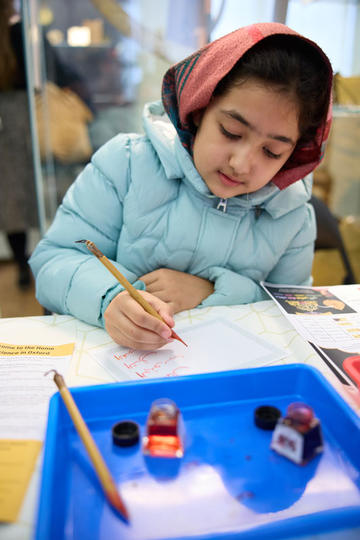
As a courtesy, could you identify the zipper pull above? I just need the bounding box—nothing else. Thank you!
[216,198,228,213]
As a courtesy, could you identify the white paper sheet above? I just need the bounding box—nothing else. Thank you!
[0,343,74,440]
[261,282,360,387]
[92,318,286,381]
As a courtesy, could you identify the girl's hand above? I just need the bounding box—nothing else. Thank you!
[104,290,175,350]
[140,268,214,313]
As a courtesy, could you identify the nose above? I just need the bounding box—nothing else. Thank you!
[228,144,254,176]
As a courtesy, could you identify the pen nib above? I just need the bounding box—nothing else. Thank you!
[107,488,130,522]
[171,330,188,347]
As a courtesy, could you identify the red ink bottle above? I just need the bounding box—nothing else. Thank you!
[271,402,323,465]
[143,398,184,458]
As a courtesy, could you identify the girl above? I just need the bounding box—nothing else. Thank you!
[30,23,332,350]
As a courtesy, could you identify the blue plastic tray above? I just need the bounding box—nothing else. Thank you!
[35,365,360,539]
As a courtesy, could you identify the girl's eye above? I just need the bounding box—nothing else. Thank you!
[219,124,282,159]
[219,125,241,140]
[263,147,281,159]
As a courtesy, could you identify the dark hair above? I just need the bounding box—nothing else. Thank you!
[213,35,331,145]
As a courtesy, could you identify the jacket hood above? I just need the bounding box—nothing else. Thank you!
[161,22,333,190]
[143,100,313,219]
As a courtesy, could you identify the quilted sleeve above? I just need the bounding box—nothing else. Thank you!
[29,134,145,327]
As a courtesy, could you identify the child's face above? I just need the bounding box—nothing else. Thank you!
[192,80,300,198]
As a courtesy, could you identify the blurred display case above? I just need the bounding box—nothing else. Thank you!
[327,106,360,219]
[23,0,211,232]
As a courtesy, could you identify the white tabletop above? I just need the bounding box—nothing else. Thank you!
[0,300,359,540]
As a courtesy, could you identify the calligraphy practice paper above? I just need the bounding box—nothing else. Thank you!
[92,318,286,381]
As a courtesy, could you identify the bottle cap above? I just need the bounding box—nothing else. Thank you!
[254,405,281,430]
[112,420,140,447]
[286,402,314,427]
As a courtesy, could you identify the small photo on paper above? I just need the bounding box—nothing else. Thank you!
[264,285,356,316]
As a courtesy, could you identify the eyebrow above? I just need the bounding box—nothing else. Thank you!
[221,109,296,146]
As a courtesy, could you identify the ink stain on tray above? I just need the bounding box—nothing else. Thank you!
[236,490,255,501]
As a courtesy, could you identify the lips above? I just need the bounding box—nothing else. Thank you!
[218,171,245,187]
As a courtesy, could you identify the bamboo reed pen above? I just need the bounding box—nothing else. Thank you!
[45,369,129,522]
[76,239,187,346]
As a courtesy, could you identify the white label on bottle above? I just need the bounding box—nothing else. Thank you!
[271,424,303,464]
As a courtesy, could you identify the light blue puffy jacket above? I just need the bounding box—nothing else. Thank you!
[30,100,316,328]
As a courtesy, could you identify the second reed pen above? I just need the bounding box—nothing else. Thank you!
[76,240,187,347]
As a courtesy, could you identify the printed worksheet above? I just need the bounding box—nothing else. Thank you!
[0,342,74,521]
[0,342,74,440]
[262,283,360,387]
[92,318,286,381]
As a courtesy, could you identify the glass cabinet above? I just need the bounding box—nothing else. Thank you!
[23,0,213,232]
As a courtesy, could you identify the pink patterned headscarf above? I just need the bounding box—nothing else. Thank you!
[162,23,332,190]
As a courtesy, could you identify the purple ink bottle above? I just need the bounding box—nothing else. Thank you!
[143,398,184,458]
[271,402,323,465]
